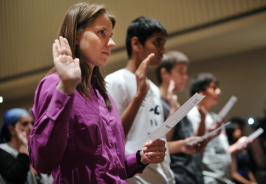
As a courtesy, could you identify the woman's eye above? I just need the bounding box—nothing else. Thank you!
[99,30,105,35]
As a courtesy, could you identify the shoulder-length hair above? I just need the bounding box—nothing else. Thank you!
[48,3,115,110]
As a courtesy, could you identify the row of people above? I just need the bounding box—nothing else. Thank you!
[0,2,261,184]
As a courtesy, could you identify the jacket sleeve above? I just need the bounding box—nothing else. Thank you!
[0,148,29,183]
[125,152,147,178]
[28,74,74,173]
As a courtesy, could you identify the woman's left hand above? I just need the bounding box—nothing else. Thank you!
[140,139,166,164]
[15,123,29,154]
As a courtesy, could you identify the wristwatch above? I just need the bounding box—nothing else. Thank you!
[136,150,149,167]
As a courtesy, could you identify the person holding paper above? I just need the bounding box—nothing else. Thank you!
[187,73,248,184]
[226,117,257,184]
[187,73,233,184]
[156,51,205,184]
[105,17,175,184]
[28,4,167,183]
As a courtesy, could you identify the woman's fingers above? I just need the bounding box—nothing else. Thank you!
[73,58,80,67]
[59,37,72,56]
[143,140,166,155]
[144,139,165,147]
[142,151,165,164]
[53,37,72,59]
[53,43,59,58]
[145,151,165,157]
[143,145,166,153]
[141,139,167,164]
[55,39,62,55]
[144,156,164,164]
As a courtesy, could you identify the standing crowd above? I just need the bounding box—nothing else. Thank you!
[0,2,264,184]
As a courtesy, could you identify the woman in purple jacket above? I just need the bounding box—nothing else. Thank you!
[28,3,166,184]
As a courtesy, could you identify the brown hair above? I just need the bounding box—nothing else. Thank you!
[48,3,115,110]
[156,51,189,85]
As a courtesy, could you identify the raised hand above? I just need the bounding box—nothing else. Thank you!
[195,105,207,136]
[206,118,223,139]
[15,124,29,154]
[135,53,155,99]
[198,106,207,120]
[167,80,180,111]
[15,123,28,146]
[53,36,81,94]
[140,139,166,164]
[229,136,250,154]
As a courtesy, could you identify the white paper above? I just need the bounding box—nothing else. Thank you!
[187,122,231,146]
[216,96,237,121]
[237,128,264,149]
[147,93,205,141]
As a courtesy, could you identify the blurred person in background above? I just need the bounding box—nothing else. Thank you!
[156,51,205,184]
[0,108,39,184]
[246,115,266,184]
[187,73,250,184]
[226,117,257,184]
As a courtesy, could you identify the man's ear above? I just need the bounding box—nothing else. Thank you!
[131,36,142,53]
[160,68,170,81]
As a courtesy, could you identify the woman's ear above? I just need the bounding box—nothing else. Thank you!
[131,36,142,53]
[8,125,16,136]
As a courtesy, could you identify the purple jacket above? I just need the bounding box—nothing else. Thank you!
[29,73,145,183]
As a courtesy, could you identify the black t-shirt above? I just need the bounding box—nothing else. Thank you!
[0,148,30,184]
[161,97,204,184]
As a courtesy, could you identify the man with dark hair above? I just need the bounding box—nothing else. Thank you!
[187,73,234,184]
[190,73,220,97]
[105,16,175,183]
[156,51,205,184]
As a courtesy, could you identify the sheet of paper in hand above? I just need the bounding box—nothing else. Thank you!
[187,96,237,146]
[216,96,237,121]
[187,122,231,146]
[147,93,205,141]
[237,128,264,149]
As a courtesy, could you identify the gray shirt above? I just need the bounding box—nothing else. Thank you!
[187,107,234,184]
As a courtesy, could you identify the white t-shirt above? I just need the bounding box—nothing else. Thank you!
[187,107,233,184]
[105,69,175,184]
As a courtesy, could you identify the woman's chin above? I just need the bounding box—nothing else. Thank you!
[96,60,108,67]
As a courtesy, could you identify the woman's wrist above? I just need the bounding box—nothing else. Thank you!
[18,145,29,155]
[136,150,149,166]
[57,81,76,94]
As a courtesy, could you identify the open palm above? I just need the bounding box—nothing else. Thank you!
[53,36,81,93]
[135,53,155,98]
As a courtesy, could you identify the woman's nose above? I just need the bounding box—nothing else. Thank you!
[107,38,116,48]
